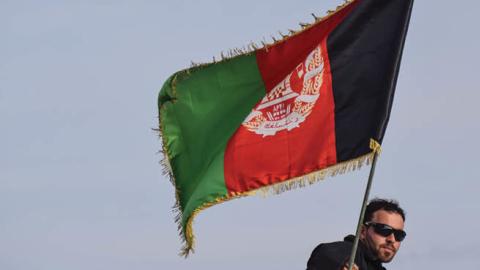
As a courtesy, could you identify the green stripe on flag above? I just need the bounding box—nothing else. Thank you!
[158,53,266,250]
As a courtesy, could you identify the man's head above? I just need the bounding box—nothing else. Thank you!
[360,198,406,263]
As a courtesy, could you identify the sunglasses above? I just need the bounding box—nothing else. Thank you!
[364,222,407,242]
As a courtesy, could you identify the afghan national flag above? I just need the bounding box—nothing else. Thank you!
[158,0,413,255]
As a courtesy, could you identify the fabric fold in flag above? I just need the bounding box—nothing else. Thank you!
[158,0,413,256]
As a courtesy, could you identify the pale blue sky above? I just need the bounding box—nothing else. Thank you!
[1,1,479,269]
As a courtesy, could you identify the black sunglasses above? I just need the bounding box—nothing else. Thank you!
[364,222,407,242]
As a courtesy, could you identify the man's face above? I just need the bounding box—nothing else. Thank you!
[360,210,405,263]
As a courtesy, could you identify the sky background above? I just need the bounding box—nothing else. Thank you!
[2,0,479,269]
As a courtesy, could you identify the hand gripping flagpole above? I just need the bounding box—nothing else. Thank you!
[347,139,381,270]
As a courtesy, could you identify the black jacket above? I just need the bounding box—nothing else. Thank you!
[307,235,386,270]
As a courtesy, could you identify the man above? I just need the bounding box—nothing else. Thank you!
[306,199,406,270]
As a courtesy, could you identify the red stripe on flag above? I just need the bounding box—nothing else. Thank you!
[223,3,357,194]
[223,40,334,193]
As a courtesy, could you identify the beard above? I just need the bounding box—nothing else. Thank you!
[363,236,398,263]
[376,243,397,262]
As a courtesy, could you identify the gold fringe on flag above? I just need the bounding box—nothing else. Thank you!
[162,139,382,257]
[187,0,356,70]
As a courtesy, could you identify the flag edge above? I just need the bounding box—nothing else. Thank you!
[179,146,380,256]
[186,0,358,71]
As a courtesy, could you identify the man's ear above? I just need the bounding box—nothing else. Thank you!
[360,224,367,240]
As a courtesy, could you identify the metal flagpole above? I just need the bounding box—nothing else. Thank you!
[346,151,379,270]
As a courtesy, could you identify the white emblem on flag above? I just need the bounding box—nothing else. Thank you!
[242,45,325,137]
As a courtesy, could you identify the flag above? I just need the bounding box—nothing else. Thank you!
[158,0,413,255]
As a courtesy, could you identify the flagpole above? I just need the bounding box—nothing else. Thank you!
[346,151,379,270]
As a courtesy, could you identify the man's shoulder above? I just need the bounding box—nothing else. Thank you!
[307,237,355,270]
[311,238,353,257]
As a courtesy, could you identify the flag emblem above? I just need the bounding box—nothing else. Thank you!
[242,45,324,137]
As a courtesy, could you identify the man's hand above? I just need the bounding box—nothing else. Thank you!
[341,263,359,270]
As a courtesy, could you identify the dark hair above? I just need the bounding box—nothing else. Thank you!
[364,198,405,222]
